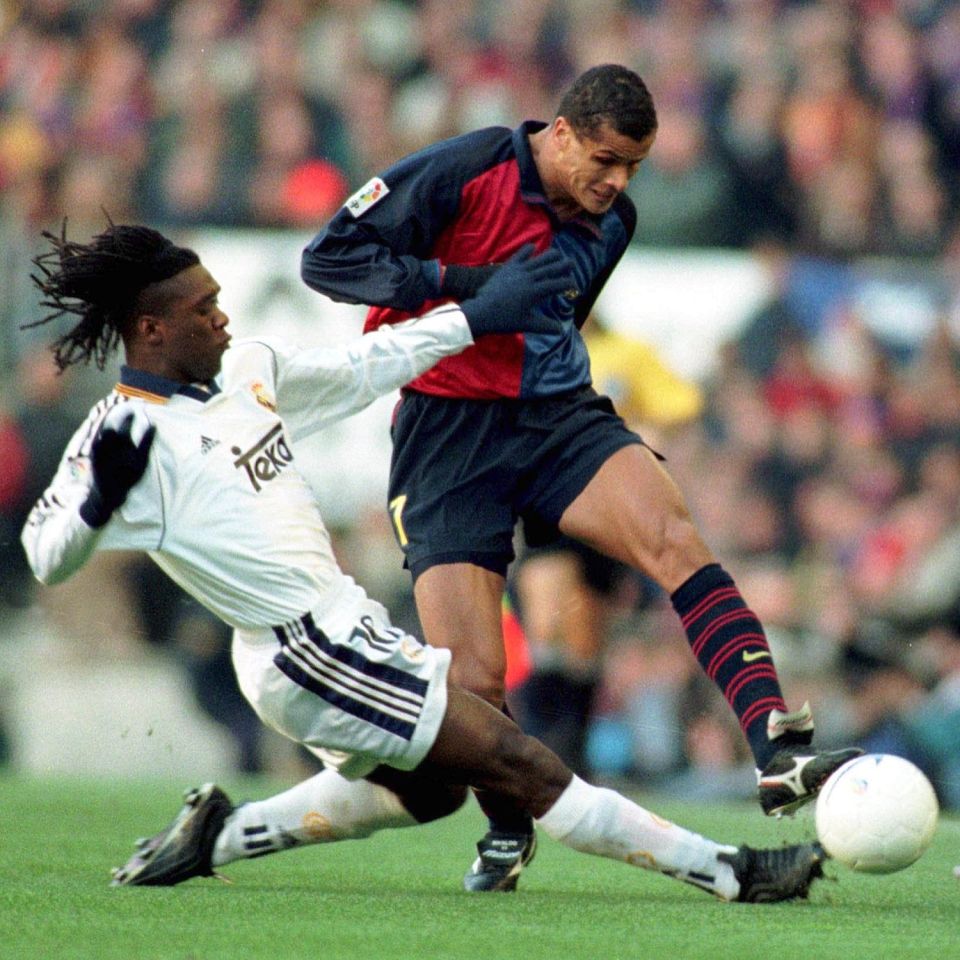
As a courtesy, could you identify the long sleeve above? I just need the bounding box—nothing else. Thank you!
[300,160,453,312]
[20,397,164,585]
[301,212,443,312]
[236,305,475,442]
[300,128,508,312]
[20,424,104,585]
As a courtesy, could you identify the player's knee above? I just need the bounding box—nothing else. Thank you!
[493,725,569,799]
[646,507,712,585]
[365,765,468,824]
[405,782,469,824]
[662,508,700,557]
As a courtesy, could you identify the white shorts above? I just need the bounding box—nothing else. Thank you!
[232,589,450,780]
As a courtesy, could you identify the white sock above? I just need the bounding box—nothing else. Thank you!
[212,769,416,867]
[535,775,740,900]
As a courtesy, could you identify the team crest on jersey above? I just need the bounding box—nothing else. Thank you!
[344,177,389,218]
[250,381,277,412]
[232,423,293,492]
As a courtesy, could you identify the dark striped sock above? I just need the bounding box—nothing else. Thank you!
[671,563,787,768]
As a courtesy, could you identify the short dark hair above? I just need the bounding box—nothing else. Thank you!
[25,220,199,371]
[555,64,658,143]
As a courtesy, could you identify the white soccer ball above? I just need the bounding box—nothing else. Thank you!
[815,753,939,874]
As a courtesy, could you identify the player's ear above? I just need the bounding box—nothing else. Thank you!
[553,116,574,152]
[135,313,163,345]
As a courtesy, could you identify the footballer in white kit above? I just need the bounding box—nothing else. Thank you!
[23,314,479,777]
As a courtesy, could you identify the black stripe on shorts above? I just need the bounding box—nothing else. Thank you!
[272,612,427,741]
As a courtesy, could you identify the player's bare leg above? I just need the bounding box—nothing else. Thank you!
[560,444,861,812]
[558,444,712,593]
[414,561,537,888]
[414,563,507,704]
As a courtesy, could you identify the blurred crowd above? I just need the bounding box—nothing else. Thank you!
[1,0,959,254]
[1,0,959,807]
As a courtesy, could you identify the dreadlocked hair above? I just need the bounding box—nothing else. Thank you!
[24,220,200,371]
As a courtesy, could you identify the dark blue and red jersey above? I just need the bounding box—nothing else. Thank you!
[301,121,636,399]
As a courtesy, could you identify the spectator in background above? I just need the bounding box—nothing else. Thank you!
[171,595,266,774]
[245,1,351,226]
[627,101,738,248]
[140,82,247,227]
[0,403,30,610]
[0,347,78,611]
[715,68,799,246]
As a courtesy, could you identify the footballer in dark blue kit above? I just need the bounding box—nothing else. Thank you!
[302,63,861,892]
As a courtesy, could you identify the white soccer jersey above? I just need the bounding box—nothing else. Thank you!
[22,306,472,631]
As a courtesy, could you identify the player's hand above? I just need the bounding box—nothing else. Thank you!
[441,263,500,301]
[80,407,155,529]
[460,245,575,337]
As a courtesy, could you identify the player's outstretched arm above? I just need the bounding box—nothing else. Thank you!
[271,248,574,440]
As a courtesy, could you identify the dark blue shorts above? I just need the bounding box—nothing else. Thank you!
[387,387,644,579]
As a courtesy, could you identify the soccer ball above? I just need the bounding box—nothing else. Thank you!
[815,753,939,874]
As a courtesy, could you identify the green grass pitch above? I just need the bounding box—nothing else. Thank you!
[1,775,957,960]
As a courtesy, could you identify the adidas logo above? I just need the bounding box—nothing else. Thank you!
[200,435,220,455]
